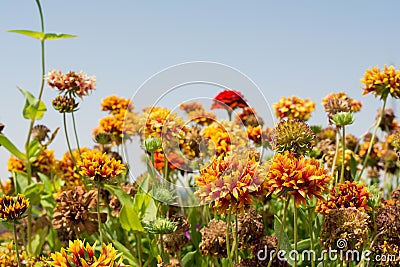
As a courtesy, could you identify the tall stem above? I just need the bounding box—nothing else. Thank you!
[226,207,233,266]
[71,112,81,159]
[63,113,76,166]
[331,127,340,184]
[293,199,298,267]
[358,98,387,180]
[267,198,290,267]
[233,214,239,264]
[136,233,143,267]
[340,126,346,184]
[97,183,103,244]
[159,233,165,262]
[308,209,315,267]
[13,223,21,267]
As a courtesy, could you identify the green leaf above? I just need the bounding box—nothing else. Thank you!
[119,204,145,232]
[23,182,44,205]
[103,184,134,207]
[7,30,77,41]
[350,154,358,180]
[112,240,139,266]
[28,139,41,163]
[18,87,47,120]
[31,227,48,256]
[181,251,197,266]
[13,171,28,194]
[7,30,45,40]
[274,215,295,266]
[0,134,26,160]
[43,33,77,40]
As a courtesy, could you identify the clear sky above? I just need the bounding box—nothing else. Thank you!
[1,1,400,180]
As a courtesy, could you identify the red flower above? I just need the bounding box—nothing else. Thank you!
[211,90,248,111]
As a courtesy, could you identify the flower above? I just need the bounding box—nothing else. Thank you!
[162,214,191,252]
[235,107,263,127]
[76,150,125,183]
[101,95,133,115]
[0,194,29,222]
[211,90,248,111]
[49,239,124,267]
[52,95,79,113]
[199,219,230,257]
[316,181,371,215]
[320,207,369,252]
[57,148,89,189]
[273,96,315,120]
[237,208,264,247]
[265,151,332,206]
[371,238,400,266]
[269,119,315,156]
[361,65,400,99]
[378,108,396,132]
[195,154,268,214]
[52,186,106,237]
[376,205,400,238]
[180,101,216,126]
[143,217,178,234]
[322,92,362,113]
[32,124,50,143]
[243,236,289,267]
[8,149,57,179]
[47,69,96,98]
[144,137,162,152]
[247,125,263,145]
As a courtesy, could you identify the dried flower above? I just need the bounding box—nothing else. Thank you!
[101,95,133,114]
[211,90,248,111]
[32,124,50,143]
[371,238,400,266]
[163,214,191,252]
[378,108,396,132]
[49,239,124,267]
[391,187,400,206]
[273,96,315,121]
[235,107,263,127]
[376,205,400,238]
[361,65,400,99]
[76,150,125,183]
[269,119,315,156]
[237,208,264,247]
[316,181,371,215]
[322,92,362,114]
[0,194,29,222]
[195,154,268,214]
[320,207,369,251]
[52,186,106,237]
[266,151,332,206]
[52,95,79,113]
[199,219,230,257]
[249,235,289,267]
[47,69,96,98]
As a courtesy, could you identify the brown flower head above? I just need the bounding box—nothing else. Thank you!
[376,205,400,238]
[322,92,362,114]
[237,208,264,247]
[199,219,230,258]
[249,235,289,267]
[266,151,332,206]
[345,134,359,152]
[52,186,106,237]
[269,119,315,156]
[52,95,79,113]
[47,69,96,98]
[378,108,396,132]
[273,96,315,121]
[0,194,29,222]
[235,107,264,127]
[316,127,337,144]
[316,181,371,215]
[32,124,50,143]
[391,187,400,206]
[323,97,351,122]
[361,65,400,100]
[162,214,191,252]
[320,207,369,252]
[211,90,248,111]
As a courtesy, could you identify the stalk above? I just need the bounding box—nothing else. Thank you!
[358,98,387,180]
[226,206,233,266]
[267,198,290,267]
[97,182,103,244]
[136,233,143,267]
[293,199,298,267]
[331,127,340,185]
[63,113,77,166]
[308,208,315,267]
[340,125,346,184]
[71,111,81,159]
[13,223,21,267]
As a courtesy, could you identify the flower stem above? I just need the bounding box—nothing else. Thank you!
[97,183,103,245]
[358,98,387,180]
[136,233,143,267]
[340,125,346,184]
[63,113,77,166]
[267,198,290,267]
[331,127,340,185]
[293,200,298,267]
[71,111,81,159]
[226,206,233,266]
[13,223,21,267]
[233,214,239,264]
[160,233,165,262]
[308,208,315,267]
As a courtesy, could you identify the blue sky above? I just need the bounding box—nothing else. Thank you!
[1,1,400,180]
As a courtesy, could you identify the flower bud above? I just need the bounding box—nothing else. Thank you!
[330,112,354,126]
[144,137,162,152]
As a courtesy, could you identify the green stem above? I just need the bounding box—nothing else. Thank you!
[358,98,387,180]
[136,233,143,267]
[293,199,298,267]
[63,113,77,166]
[308,209,315,267]
[97,183,103,245]
[160,233,165,262]
[267,198,290,267]
[71,112,81,159]
[226,206,233,266]
[340,126,346,184]
[13,223,21,267]
[331,127,340,185]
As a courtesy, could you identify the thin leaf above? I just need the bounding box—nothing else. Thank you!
[181,251,197,266]
[274,215,295,266]
[112,240,139,266]
[7,30,77,41]
[104,184,134,207]
[18,87,46,120]
[43,33,77,40]
[0,134,26,160]
[7,30,45,40]
[350,154,358,179]
[23,182,44,205]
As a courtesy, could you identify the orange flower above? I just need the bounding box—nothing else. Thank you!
[211,90,248,111]
[76,150,125,182]
[322,92,362,113]
[265,151,332,206]
[101,95,133,115]
[316,181,371,215]
[57,148,89,189]
[247,125,263,145]
[361,65,400,99]
[8,149,56,179]
[195,154,268,214]
[273,96,315,121]
[153,149,186,171]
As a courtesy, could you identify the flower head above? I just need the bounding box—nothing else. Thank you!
[376,205,400,238]
[47,70,96,98]
[0,194,29,222]
[143,217,178,234]
[57,148,89,189]
[52,95,79,113]
[32,124,50,143]
[199,219,230,258]
[361,65,400,99]
[273,96,315,121]
[76,150,125,183]
[322,92,362,120]
[269,119,315,156]
[211,90,248,111]
[235,107,263,127]
[265,151,332,206]
[101,95,133,115]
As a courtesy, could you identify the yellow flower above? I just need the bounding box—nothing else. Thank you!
[361,65,400,99]
[76,150,125,182]
[101,95,133,115]
[265,151,332,206]
[273,96,315,121]
[0,194,29,222]
[57,148,89,189]
[8,149,57,179]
